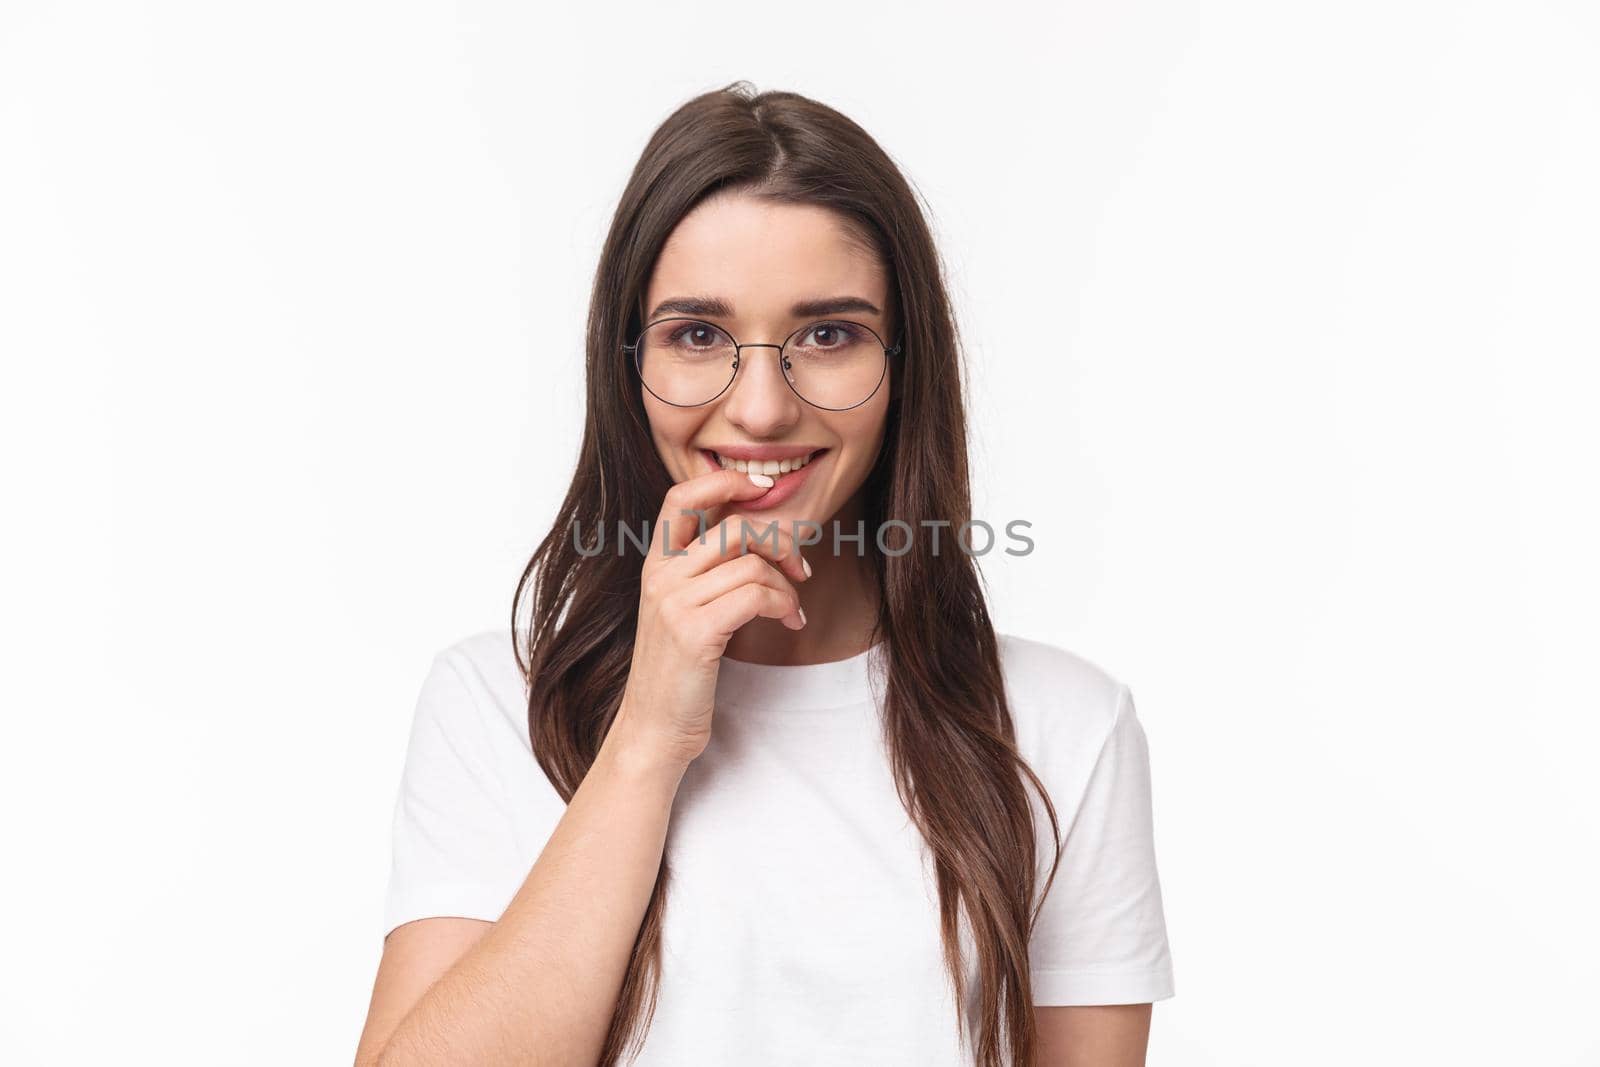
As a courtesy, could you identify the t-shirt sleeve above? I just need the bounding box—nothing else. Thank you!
[1029,683,1176,1005]
[382,648,540,938]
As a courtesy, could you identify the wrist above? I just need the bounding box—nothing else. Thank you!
[602,705,693,785]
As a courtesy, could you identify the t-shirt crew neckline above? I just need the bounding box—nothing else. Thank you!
[714,640,886,711]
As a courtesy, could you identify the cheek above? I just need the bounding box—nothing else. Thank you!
[848,397,892,460]
[830,405,891,481]
[643,397,693,441]
[642,402,701,472]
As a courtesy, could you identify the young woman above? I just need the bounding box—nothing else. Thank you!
[355,83,1174,1067]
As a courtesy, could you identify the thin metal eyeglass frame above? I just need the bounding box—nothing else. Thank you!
[622,316,903,412]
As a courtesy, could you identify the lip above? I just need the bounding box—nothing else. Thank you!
[702,444,827,461]
[701,447,826,511]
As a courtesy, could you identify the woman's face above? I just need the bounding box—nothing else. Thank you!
[638,191,894,530]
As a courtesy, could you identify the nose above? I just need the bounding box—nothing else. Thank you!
[719,344,801,434]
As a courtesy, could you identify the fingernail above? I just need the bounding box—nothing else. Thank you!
[797,606,807,627]
[749,472,775,488]
[801,555,812,578]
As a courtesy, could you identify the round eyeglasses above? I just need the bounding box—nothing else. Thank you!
[623,317,902,411]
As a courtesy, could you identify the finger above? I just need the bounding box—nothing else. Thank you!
[653,468,779,557]
[702,582,806,636]
[677,512,809,586]
[684,551,802,611]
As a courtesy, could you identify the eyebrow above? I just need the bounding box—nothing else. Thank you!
[647,295,883,321]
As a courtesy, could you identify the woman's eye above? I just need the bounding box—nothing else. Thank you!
[671,325,718,348]
[805,323,853,347]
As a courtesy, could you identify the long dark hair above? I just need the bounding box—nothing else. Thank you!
[511,81,1064,1067]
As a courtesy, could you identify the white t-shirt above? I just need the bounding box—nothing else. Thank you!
[383,629,1175,1065]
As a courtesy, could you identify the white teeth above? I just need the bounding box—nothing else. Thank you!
[714,450,816,473]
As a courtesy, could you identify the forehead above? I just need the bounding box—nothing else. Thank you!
[645,193,888,321]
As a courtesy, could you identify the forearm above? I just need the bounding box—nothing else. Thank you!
[376,715,687,1067]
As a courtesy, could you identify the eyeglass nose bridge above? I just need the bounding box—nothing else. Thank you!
[729,341,789,371]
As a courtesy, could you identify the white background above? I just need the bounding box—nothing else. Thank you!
[4,1,1597,1063]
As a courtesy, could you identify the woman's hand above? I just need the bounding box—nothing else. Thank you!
[612,468,812,767]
